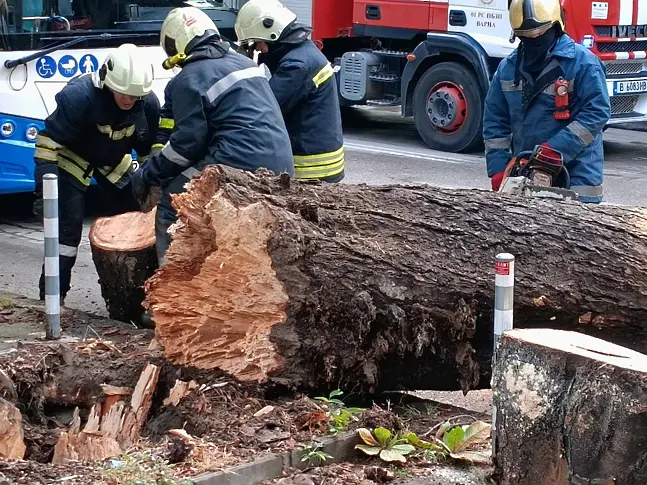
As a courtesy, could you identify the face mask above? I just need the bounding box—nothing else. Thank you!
[520,26,559,74]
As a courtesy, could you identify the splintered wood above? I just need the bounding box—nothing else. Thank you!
[145,170,288,381]
[52,363,160,465]
[0,397,26,460]
[492,329,647,485]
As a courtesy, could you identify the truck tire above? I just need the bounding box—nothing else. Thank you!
[412,62,484,153]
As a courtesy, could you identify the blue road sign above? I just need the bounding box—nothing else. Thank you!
[79,54,99,74]
[58,55,78,78]
[36,56,57,78]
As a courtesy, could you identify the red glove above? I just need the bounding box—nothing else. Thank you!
[491,171,505,191]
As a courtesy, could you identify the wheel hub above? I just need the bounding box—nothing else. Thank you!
[427,83,467,133]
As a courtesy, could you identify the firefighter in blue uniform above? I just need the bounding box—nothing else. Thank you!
[130,7,294,264]
[483,0,611,203]
[33,43,160,305]
[234,0,345,183]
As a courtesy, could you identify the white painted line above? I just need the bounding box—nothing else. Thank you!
[344,141,483,165]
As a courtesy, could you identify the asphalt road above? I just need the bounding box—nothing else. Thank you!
[1,107,647,316]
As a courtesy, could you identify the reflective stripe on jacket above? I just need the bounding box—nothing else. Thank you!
[483,34,611,203]
[33,74,160,190]
[265,37,345,183]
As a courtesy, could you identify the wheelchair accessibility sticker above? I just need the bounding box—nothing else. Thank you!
[36,56,57,78]
[58,55,78,77]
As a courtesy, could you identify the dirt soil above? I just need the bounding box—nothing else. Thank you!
[0,293,494,485]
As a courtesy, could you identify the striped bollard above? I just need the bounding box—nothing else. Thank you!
[491,252,515,459]
[43,173,61,340]
[494,253,515,351]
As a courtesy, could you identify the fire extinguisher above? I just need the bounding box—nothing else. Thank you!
[554,78,570,120]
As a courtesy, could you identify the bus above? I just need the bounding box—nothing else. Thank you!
[0,0,241,195]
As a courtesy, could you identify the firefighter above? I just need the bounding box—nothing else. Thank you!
[33,43,160,304]
[234,0,345,183]
[129,7,294,263]
[483,0,611,203]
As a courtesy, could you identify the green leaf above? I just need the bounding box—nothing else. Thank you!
[435,420,453,440]
[357,428,379,446]
[329,389,344,398]
[449,450,492,465]
[374,427,391,446]
[355,444,381,456]
[406,432,442,451]
[345,407,364,415]
[391,444,415,455]
[442,426,465,452]
[452,421,492,453]
[379,449,408,463]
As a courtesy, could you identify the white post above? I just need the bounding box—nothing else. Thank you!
[494,253,515,351]
[491,252,515,460]
[43,173,61,340]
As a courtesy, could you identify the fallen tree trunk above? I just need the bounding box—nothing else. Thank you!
[143,165,647,393]
[492,328,647,485]
[0,397,26,460]
[89,209,158,326]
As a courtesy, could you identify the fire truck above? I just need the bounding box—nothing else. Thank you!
[279,0,647,153]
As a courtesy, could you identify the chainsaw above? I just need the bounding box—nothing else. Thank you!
[498,144,578,201]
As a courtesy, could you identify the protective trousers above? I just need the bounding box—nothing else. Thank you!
[37,170,140,303]
[155,165,205,264]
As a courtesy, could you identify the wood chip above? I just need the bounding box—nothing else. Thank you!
[253,405,275,418]
[100,385,133,396]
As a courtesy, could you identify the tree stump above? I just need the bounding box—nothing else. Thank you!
[492,328,647,485]
[89,209,158,326]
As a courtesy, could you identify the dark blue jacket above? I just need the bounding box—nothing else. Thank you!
[483,34,611,203]
[34,73,160,190]
[142,41,294,187]
[261,25,344,183]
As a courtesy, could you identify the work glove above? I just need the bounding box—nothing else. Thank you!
[130,167,150,209]
[491,172,505,191]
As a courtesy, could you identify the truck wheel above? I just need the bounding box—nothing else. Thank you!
[412,62,483,153]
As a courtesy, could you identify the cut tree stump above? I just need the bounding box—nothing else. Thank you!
[0,397,26,460]
[89,208,158,326]
[142,165,647,393]
[52,362,160,465]
[492,328,647,485]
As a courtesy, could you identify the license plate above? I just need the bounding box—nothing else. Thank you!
[613,79,647,95]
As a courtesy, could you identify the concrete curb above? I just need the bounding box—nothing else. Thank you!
[192,433,360,485]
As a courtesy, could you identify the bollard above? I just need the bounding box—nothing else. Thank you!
[491,252,515,460]
[493,252,515,351]
[43,173,61,340]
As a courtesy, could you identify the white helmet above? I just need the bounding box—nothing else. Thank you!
[160,7,220,68]
[235,0,298,45]
[100,44,154,97]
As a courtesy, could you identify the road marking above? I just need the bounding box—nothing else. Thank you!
[344,140,483,165]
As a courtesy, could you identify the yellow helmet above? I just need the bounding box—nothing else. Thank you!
[160,7,220,68]
[235,0,298,45]
[509,0,564,37]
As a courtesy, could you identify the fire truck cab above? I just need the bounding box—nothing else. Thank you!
[280,0,647,153]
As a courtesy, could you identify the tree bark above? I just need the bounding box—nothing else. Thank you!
[492,328,647,485]
[144,165,647,393]
[89,209,158,326]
